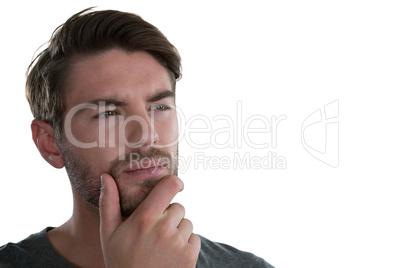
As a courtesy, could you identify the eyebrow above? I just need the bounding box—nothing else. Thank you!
[147,90,175,102]
[67,98,126,118]
[87,99,127,107]
[85,90,175,106]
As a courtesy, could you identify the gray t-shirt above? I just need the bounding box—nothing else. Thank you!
[0,227,274,268]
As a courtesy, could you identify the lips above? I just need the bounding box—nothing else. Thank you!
[122,161,166,181]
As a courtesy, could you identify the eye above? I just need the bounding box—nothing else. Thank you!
[150,104,171,111]
[98,110,118,118]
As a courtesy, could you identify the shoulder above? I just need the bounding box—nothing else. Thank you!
[0,227,73,268]
[197,235,275,268]
[0,229,45,267]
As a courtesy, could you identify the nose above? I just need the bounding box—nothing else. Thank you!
[122,111,159,152]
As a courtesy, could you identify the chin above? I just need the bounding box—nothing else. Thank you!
[118,182,158,218]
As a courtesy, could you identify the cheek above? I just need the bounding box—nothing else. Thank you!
[64,121,121,173]
[75,147,119,173]
[68,116,121,147]
[155,115,178,146]
[66,116,99,144]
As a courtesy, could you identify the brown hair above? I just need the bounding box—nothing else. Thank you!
[26,7,181,138]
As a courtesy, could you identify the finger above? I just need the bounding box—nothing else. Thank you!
[163,203,186,227]
[136,176,183,216]
[189,233,201,250]
[177,218,193,239]
[99,173,123,242]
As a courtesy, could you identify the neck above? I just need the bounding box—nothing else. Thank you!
[48,185,105,267]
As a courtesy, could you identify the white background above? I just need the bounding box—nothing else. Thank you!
[1,1,401,268]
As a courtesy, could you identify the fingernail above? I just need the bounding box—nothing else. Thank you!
[100,175,105,188]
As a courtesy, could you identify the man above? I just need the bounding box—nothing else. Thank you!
[0,8,273,268]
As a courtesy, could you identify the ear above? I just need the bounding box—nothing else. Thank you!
[31,119,65,169]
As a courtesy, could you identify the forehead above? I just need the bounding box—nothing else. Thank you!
[64,49,173,108]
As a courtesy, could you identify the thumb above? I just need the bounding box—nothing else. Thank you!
[99,173,122,242]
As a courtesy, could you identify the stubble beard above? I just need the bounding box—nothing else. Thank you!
[59,141,178,218]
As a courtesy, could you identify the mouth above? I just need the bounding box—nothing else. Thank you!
[122,161,166,181]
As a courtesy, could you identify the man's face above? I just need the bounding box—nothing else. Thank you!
[60,49,178,217]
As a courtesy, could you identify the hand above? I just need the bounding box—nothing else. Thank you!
[99,174,201,268]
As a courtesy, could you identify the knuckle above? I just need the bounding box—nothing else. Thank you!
[157,220,175,239]
[136,210,155,232]
[165,176,182,192]
[192,234,201,246]
[171,202,185,214]
[183,218,192,226]
[180,218,193,232]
